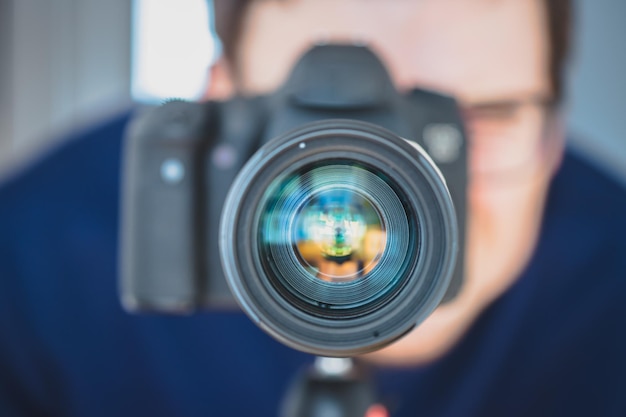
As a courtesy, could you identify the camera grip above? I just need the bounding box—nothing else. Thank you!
[120,101,210,312]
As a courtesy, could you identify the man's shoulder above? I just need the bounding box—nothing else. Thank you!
[538,147,626,310]
[0,110,133,215]
[552,148,626,219]
[545,148,626,255]
[0,109,134,273]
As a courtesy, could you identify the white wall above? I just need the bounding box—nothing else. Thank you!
[0,0,131,163]
[568,0,626,182]
[0,0,14,157]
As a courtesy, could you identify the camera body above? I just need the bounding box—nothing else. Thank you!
[120,45,467,355]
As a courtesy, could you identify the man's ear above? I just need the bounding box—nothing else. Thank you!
[202,58,236,101]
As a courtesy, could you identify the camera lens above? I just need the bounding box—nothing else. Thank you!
[296,189,382,283]
[292,183,385,284]
[220,120,458,357]
[258,162,415,318]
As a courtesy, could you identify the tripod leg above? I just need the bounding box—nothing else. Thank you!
[280,357,387,417]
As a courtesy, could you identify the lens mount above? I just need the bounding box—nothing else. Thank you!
[220,119,458,357]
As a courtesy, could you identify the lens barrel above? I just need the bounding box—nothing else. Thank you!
[220,120,458,357]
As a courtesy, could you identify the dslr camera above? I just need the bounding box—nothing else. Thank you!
[120,44,467,357]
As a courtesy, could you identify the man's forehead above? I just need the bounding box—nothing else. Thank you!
[238,0,549,99]
[382,0,550,99]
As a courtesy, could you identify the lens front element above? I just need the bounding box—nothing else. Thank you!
[258,163,412,317]
[220,120,458,356]
[295,187,385,283]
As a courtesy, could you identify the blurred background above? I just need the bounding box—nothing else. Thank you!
[0,0,624,182]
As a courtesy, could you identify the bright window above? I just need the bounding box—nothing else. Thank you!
[131,0,218,103]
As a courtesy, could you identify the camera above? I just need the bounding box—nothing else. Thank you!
[120,44,467,357]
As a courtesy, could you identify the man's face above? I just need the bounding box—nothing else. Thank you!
[220,0,563,364]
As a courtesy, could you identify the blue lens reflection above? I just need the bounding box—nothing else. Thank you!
[258,162,413,312]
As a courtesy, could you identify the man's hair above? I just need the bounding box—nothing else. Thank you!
[213,0,573,102]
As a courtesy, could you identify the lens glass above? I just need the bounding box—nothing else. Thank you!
[294,188,386,284]
[258,161,416,317]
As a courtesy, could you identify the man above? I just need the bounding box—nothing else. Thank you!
[210,0,568,366]
[1,1,625,416]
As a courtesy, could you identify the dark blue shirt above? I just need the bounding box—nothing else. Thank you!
[1,111,625,417]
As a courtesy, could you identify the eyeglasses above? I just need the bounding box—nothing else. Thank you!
[459,95,557,179]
